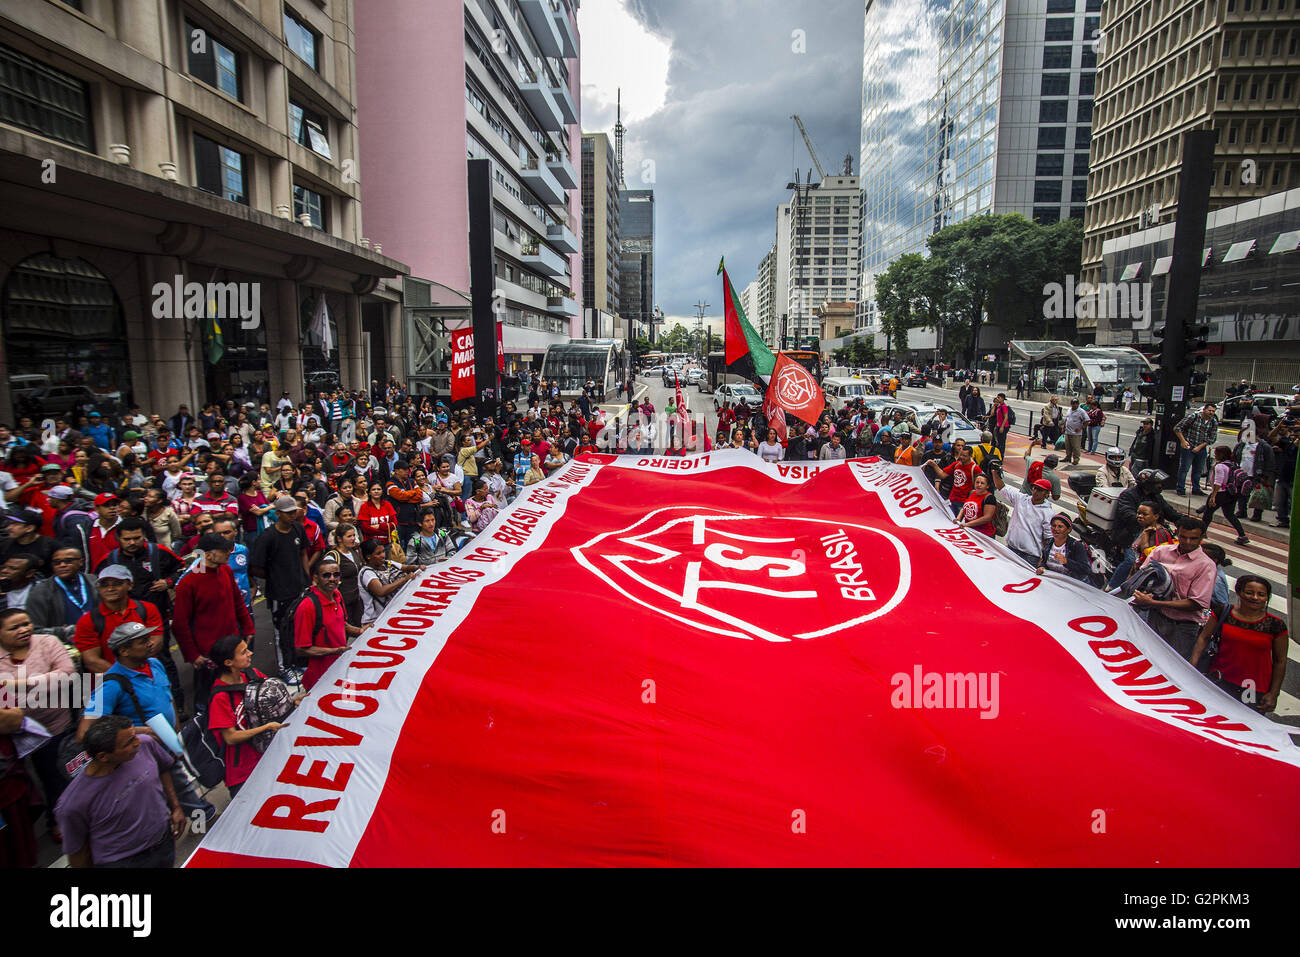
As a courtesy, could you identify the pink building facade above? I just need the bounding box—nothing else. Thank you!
[356,0,582,379]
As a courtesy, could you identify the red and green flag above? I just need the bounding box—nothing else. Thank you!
[719,258,774,383]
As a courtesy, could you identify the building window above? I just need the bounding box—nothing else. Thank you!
[186,21,242,100]
[294,183,325,229]
[1074,126,1091,149]
[1073,153,1089,175]
[1041,73,1071,96]
[1040,101,1069,123]
[289,100,332,159]
[1044,18,1074,41]
[1046,0,1074,10]
[0,42,93,150]
[1080,48,1096,69]
[1034,180,1062,203]
[1071,180,1087,203]
[1034,207,1061,224]
[284,8,320,71]
[1038,127,1067,149]
[1043,46,1072,69]
[1079,72,1095,95]
[1036,153,1064,176]
[193,133,248,204]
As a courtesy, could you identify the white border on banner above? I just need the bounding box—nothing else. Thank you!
[845,458,1300,769]
[187,457,606,867]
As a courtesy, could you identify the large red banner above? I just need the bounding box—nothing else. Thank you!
[450,328,475,402]
[769,352,824,426]
[189,453,1300,867]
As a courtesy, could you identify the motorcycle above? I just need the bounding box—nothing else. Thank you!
[1066,472,1124,587]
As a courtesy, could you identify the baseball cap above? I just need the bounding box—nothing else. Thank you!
[107,620,158,651]
[89,411,101,417]
[96,564,133,583]
[93,492,120,506]
[47,485,74,501]
[273,495,299,512]
[207,431,221,440]
[40,462,61,473]
[5,507,42,526]
[197,532,234,552]
[1032,479,1053,491]
[123,431,142,440]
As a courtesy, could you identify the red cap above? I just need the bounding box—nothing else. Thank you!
[94,492,121,506]
[1032,479,1052,492]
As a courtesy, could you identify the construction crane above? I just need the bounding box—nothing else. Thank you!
[791,114,826,180]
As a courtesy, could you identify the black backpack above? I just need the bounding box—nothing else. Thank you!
[88,599,150,640]
[276,588,326,668]
[56,672,151,782]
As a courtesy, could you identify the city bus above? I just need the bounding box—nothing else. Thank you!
[541,339,627,401]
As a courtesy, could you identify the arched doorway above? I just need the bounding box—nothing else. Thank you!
[2,253,130,419]
[301,290,340,396]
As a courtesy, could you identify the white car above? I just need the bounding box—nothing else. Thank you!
[714,382,763,411]
[686,368,704,384]
[642,365,665,377]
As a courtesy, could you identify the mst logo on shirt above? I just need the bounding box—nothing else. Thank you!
[572,508,910,642]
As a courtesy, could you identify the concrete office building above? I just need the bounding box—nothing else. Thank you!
[356,0,581,381]
[782,173,860,350]
[855,0,1100,358]
[0,0,405,422]
[1097,185,1300,394]
[582,132,622,339]
[739,281,759,335]
[618,188,654,338]
[1081,0,1300,343]
[756,244,778,348]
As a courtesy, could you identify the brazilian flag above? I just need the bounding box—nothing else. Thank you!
[203,313,225,365]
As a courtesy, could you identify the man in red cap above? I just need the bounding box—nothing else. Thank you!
[989,463,1055,566]
[86,493,122,569]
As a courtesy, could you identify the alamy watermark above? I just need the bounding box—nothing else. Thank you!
[151,275,261,329]
[1043,275,1152,329]
[891,665,1000,719]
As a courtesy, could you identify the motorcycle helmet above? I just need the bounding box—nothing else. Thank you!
[1105,447,1125,468]
[1113,559,1174,601]
[1137,468,1168,491]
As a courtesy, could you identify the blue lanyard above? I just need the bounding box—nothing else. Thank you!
[54,574,89,611]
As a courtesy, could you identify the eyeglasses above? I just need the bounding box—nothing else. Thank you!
[317,572,342,579]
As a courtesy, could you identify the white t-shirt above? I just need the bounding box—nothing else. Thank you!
[358,563,400,625]
[1239,442,1257,476]
[995,485,1054,556]
[757,441,784,463]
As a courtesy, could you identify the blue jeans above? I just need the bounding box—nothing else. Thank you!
[1085,425,1102,454]
[1107,547,1136,590]
[1176,447,1207,493]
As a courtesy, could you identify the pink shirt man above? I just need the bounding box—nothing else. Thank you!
[1144,542,1215,623]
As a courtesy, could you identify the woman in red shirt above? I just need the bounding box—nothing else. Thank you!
[205,634,286,798]
[954,473,997,536]
[1192,575,1288,712]
[357,481,397,542]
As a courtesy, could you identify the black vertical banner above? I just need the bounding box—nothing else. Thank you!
[467,159,498,417]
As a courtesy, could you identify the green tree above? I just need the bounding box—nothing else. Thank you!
[875,253,927,360]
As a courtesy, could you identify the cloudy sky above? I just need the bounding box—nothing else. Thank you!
[578,0,864,335]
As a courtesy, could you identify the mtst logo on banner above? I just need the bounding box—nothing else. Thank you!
[767,353,824,426]
[451,329,475,402]
[573,508,908,642]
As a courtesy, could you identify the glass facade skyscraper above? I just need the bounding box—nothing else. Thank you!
[857,0,1098,352]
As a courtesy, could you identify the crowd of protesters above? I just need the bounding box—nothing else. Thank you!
[0,368,1293,868]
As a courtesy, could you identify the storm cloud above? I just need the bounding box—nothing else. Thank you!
[581,0,864,322]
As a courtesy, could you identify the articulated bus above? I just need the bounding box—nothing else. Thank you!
[541,339,627,401]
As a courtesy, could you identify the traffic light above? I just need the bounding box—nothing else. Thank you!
[1138,370,1159,397]
[1184,322,1210,369]
[1189,370,1209,400]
